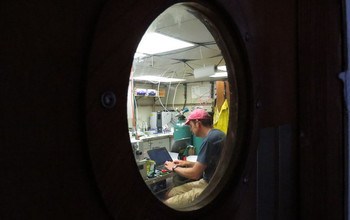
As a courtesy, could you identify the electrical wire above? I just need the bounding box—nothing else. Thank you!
[182,83,187,110]
[173,68,186,110]
[164,71,175,109]
[156,67,172,112]
[134,94,139,131]
[172,82,181,111]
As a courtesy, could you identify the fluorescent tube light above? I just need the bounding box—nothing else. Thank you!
[134,52,147,59]
[210,72,228,78]
[136,32,194,56]
[193,65,216,78]
[133,75,186,82]
[217,65,227,71]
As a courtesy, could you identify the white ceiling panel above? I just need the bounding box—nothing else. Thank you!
[132,5,228,83]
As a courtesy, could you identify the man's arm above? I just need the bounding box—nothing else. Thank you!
[164,161,206,180]
[173,160,195,167]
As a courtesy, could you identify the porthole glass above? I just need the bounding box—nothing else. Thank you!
[126,3,238,211]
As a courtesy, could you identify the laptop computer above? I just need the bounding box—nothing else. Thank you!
[147,147,173,170]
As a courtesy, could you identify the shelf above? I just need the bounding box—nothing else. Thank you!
[135,89,165,97]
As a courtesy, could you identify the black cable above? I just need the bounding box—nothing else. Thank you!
[182,83,187,110]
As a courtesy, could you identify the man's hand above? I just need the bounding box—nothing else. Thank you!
[173,160,195,167]
[164,160,206,180]
[164,160,195,171]
[164,161,176,171]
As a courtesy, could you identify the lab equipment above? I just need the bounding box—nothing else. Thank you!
[149,111,175,133]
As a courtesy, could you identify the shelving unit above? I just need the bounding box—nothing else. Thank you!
[134,89,165,97]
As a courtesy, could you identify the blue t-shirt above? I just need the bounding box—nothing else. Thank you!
[196,129,225,182]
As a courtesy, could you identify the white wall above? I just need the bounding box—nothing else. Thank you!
[128,81,214,130]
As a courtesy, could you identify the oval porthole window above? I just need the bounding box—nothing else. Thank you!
[127,3,241,211]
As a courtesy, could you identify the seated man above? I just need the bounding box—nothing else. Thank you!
[164,108,225,207]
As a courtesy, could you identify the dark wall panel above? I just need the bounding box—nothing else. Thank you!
[257,127,277,220]
[257,125,296,220]
[0,1,112,219]
[298,0,345,219]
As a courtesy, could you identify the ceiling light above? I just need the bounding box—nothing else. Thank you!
[210,72,228,78]
[217,65,227,71]
[134,52,147,59]
[136,32,194,56]
[133,75,186,82]
[193,65,216,78]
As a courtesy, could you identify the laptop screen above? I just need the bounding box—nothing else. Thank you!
[147,147,173,166]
